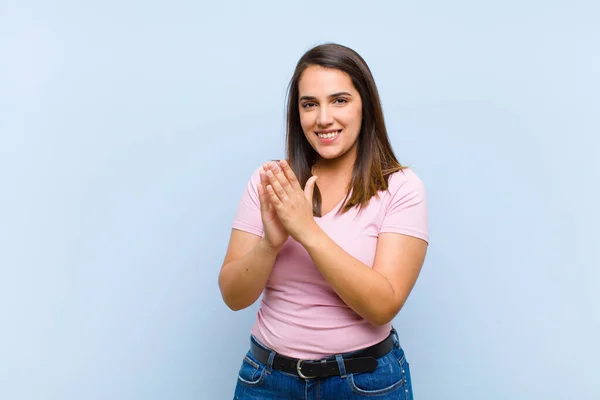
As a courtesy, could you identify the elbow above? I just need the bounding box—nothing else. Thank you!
[218,282,254,312]
[224,301,247,312]
[217,274,236,310]
[220,292,252,311]
[219,288,252,311]
[368,314,395,327]
[218,273,257,311]
[367,304,404,327]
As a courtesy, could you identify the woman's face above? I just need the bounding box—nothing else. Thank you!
[298,65,363,162]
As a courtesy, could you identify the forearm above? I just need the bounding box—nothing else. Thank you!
[218,238,280,311]
[302,229,397,326]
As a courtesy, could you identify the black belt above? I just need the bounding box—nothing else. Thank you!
[250,333,395,379]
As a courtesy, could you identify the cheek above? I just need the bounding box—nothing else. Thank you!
[299,114,314,134]
[341,108,362,129]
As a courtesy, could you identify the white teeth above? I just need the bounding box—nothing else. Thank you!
[317,130,340,139]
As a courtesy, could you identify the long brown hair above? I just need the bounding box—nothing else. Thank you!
[285,43,406,216]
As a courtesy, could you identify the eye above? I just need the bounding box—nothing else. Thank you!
[302,102,316,109]
[334,98,348,105]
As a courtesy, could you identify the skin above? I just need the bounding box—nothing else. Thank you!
[299,65,362,167]
[218,66,428,326]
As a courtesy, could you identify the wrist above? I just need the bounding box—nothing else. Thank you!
[297,223,326,250]
[258,237,283,256]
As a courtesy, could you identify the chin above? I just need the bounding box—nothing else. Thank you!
[316,150,345,160]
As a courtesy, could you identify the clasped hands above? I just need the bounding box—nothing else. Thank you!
[257,160,320,250]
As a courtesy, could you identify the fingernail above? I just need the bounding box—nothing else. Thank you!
[280,159,287,166]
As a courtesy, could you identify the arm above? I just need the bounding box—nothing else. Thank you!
[301,229,427,326]
[218,229,281,311]
[262,159,429,326]
[218,163,294,311]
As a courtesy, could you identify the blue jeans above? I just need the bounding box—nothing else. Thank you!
[233,330,414,399]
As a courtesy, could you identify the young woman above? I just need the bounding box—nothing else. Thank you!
[218,43,429,399]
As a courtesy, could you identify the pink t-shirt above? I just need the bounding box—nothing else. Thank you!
[231,165,429,359]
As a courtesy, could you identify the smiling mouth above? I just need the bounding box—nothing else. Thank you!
[315,129,342,139]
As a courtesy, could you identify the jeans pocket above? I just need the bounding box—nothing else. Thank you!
[236,351,266,387]
[347,350,407,396]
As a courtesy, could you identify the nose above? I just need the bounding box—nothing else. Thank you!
[317,105,334,127]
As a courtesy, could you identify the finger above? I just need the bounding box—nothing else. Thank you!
[304,175,318,201]
[260,170,271,202]
[269,162,294,196]
[257,171,270,212]
[266,185,282,208]
[263,163,278,197]
[278,159,301,191]
[266,169,288,202]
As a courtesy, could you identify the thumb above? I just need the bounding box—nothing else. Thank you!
[304,175,318,201]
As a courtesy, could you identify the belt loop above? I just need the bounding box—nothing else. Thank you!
[266,349,276,372]
[391,326,400,348]
[335,354,347,379]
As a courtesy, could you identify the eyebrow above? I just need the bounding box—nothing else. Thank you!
[299,92,353,102]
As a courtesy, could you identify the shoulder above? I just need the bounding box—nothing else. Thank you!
[250,164,265,179]
[378,167,429,241]
[244,164,266,187]
[250,165,263,181]
[386,167,426,195]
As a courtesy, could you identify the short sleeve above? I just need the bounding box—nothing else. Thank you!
[379,169,429,243]
[231,166,264,237]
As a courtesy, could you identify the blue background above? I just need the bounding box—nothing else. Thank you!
[1,1,598,399]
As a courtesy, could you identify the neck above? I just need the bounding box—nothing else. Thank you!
[312,147,357,184]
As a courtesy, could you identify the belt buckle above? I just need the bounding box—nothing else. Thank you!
[296,360,316,379]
